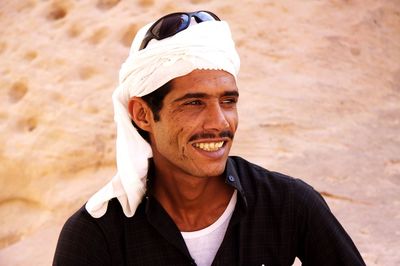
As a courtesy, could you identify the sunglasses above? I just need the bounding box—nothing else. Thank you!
[139,11,220,50]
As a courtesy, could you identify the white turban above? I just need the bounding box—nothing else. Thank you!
[85,18,240,218]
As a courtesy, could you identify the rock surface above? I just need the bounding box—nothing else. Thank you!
[0,0,399,265]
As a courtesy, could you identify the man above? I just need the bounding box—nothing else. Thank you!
[54,11,366,265]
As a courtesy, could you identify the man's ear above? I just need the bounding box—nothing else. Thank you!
[128,97,153,133]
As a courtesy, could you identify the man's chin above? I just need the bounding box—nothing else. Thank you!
[189,159,228,178]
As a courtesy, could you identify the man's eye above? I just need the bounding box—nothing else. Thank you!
[184,100,202,105]
[221,98,237,104]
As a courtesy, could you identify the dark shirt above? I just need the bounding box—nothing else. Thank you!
[53,156,365,266]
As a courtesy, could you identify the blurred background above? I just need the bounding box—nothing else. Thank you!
[0,0,399,265]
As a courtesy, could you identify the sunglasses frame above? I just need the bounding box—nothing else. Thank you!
[139,11,220,50]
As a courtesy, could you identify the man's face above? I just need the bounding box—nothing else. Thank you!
[148,69,239,178]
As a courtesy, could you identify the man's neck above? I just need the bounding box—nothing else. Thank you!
[151,164,233,232]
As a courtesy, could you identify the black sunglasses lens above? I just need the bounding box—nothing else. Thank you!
[195,11,220,22]
[140,11,220,50]
[151,14,190,39]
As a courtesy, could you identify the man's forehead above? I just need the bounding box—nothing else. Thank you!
[170,69,236,87]
[167,69,238,98]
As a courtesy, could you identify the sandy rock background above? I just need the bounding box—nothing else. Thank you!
[0,0,399,265]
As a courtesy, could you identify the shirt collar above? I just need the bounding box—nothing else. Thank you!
[224,157,248,221]
[224,157,245,194]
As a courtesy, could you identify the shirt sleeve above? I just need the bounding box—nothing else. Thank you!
[53,207,111,266]
[293,179,366,266]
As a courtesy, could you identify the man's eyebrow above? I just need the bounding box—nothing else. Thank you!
[223,91,239,97]
[173,93,208,102]
[173,90,239,103]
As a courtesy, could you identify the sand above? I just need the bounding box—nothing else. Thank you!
[0,0,399,265]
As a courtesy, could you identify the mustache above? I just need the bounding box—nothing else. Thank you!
[189,130,234,142]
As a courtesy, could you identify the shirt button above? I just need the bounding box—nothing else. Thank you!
[228,175,235,182]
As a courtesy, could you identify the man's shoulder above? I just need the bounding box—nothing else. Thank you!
[228,155,302,186]
[54,199,133,265]
[228,156,318,202]
[62,198,131,236]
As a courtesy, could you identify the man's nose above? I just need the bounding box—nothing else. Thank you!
[203,103,230,131]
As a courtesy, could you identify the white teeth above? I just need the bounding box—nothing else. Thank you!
[193,141,224,152]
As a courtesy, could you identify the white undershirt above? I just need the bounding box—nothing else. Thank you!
[181,190,237,266]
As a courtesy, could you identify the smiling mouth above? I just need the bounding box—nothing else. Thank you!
[192,141,225,152]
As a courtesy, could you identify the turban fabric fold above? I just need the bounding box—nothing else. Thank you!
[85,20,240,218]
